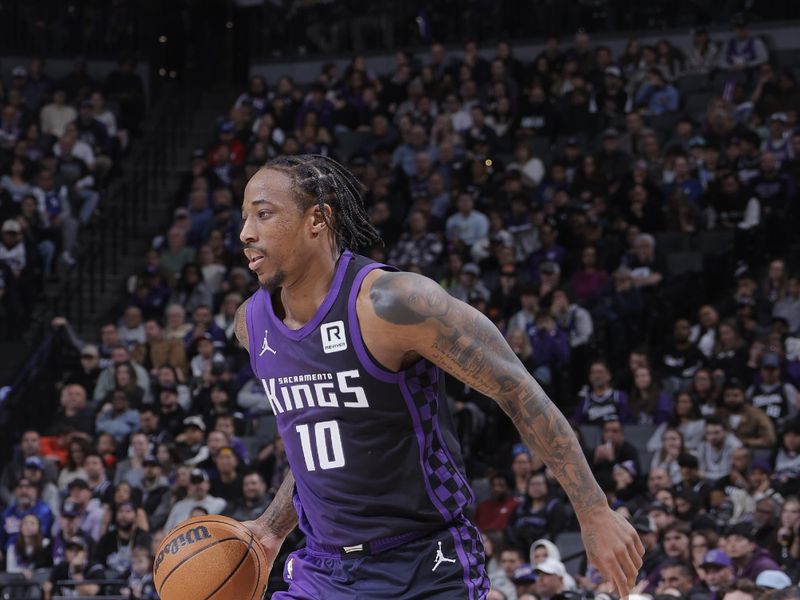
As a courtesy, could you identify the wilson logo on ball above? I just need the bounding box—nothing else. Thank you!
[154,525,213,574]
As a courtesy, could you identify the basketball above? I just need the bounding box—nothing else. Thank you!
[153,515,268,600]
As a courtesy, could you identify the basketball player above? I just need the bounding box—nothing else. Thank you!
[237,155,643,598]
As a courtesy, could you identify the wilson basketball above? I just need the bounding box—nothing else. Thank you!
[153,515,268,600]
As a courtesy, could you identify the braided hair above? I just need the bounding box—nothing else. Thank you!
[261,154,381,252]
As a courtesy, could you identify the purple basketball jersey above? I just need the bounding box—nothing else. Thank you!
[245,251,474,549]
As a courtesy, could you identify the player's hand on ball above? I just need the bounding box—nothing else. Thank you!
[242,520,282,576]
[579,507,644,598]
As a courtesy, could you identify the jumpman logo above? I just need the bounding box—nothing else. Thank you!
[431,541,456,572]
[259,329,276,356]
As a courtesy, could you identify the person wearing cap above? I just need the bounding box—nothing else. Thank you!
[445,190,490,248]
[698,549,735,598]
[51,500,93,565]
[0,476,54,558]
[512,564,538,597]
[0,431,59,507]
[164,468,226,531]
[65,478,104,541]
[23,456,61,517]
[634,68,679,116]
[43,532,105,599]
[720,378,776,449]
[448,262,491,304]
[533,557,566,599]
[94,500,151,577]
[747,352,798,430]
[529,223,566,283]
[0,218,26,278]
[595,65,628,117]
[176,415,210,466]
[722,14,768,71]
[755,569,792,590]
[725,522,780,580]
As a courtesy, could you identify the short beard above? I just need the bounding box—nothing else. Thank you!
[261,270,286,294]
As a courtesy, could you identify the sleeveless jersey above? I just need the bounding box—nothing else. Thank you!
[749,383,790,422]
[245,250,474,549]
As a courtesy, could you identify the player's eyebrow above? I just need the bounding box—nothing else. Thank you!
[243,198,277,216]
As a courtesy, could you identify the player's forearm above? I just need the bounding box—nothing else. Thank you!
[504,383,607,516]
[255,471,298,541]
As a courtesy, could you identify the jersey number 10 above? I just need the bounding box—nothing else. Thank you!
[295,420,345,471]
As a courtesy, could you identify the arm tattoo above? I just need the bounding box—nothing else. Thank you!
[234,299,250,348]
[371,272,606,514]
[256,472,298,539]
[235,297,298,536]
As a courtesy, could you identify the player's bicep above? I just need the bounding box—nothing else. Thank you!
[369,271,542,411]
[234,298,250,350]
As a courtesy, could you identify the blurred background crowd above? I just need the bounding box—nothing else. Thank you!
[1,1,800,599]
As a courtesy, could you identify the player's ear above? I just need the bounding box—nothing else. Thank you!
[309,203,333,237]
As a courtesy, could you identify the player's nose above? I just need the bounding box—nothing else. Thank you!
[240,215,257,244]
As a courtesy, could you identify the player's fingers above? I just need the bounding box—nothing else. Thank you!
[632,533,646,563]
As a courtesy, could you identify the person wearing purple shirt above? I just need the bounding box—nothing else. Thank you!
[724,522,780,581]
[574,360,633,424]
[526,313,570,387]
[0,478,54,555]
[528,223,567,282]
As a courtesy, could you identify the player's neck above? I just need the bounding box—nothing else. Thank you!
[279,250,341,328]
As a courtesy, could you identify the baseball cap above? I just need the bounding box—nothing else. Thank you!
[81,344,99,358]
[726,522,755,541]
[174,207,190,219]
[613,460,637,478]
[724,377,746,392]
[749,458,772,475]
[605,66,622,78]
[189,468,209,483]
[770,112,789,123]
[761,353,780,369]
[462,263,481,277]
[535,558,567,577]
[218,120,235,133]
[701,549,732,568]
[539,261,561,275]
[183,415,207,432]
[2,219,21,234]
[755,570,792,590]
[688,136,707,148]
[68,478,90,491]
[632,515,655,534]
[512,443,531,458]
[647,501,672,515]
[12,66,27,78]
[24,456,43,471]
[191,148,206,160]
[602,127,619,139]
[65,536,87,550]
[512,565,538,583]
[565,136,580,147]
[61,500,80,517]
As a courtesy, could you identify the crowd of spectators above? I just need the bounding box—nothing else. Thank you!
[0,56,146,340]
[3,16,800,600]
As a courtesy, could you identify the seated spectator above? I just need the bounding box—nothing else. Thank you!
[692,368,721,417]
[747,352,798,430]
[164,303,193,341]
[709,320,749,381]
[570,244,609,306]
[171,262,213,314]
[719,378,776,450]
[448,263,491,304]
[42,536,104,599]
[684,27,720,75]
[57,437,90,489]
[93,501,151,578]
[82,453,113,504]
[214,292,243,344]
[648,392,706,453]
[209,447,243,503]
[526,311,570,387]
[574,360,632,424]
[159,227,195,279]
[114,432,150,488]
[183,304,226,350]
[131,319,187,377]
[697,416,743,481]
[773,274,800,334]
[506,472,566,554]
[474,473,520,533]
[725,522,780,581]
[655,560,696,598]
[92,344,150,404]
[63,480,104,542]
[645,523,692,592]
[533,558,567,600]
[127,546,158,600]
[775,419,800,494]
[651,427,685,484]
[624,233,664,291]
[388,209,443,272]
[0,430,59,507]
[224,472,271,523]
[674,452,712,505]
[156,385,188,439]
[118,305,146,349]
[721,14,768,71]
[550,288,593,361]
[164,468,226,531]
[139,456,169,530]
[0,477,54,564]
[635,68,679,115]
[629,366,672,425]
[175,416,210,467]
[445,191,489,249]
[95,388,140,443]
[528,224,567,281]
[659,317,706,395]
[592,418,641,476]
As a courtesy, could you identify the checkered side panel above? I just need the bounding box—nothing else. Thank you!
[405,360,474,518]
[453,517,490,600]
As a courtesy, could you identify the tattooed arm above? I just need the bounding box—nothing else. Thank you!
[361,271,644,595]
[235,300,298,564]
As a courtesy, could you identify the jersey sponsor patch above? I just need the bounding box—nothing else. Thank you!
[321,321,347,354]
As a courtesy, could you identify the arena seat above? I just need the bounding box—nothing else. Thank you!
[555,531,585,575]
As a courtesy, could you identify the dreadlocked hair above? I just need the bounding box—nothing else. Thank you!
[261,154,382,252]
